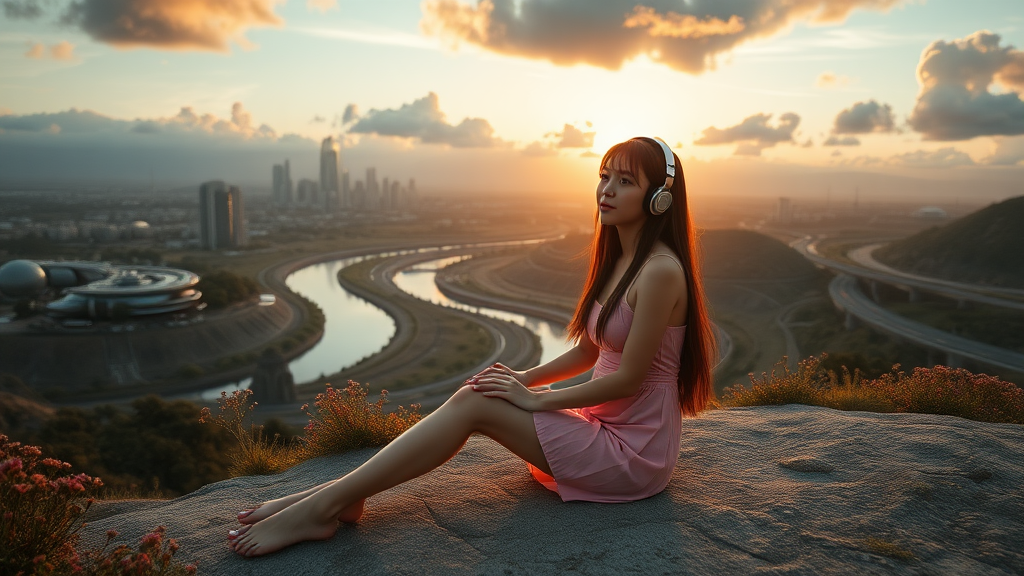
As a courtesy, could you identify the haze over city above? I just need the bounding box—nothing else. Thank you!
[1,0,1022,201]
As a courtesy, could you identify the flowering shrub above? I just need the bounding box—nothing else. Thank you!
[299,381,422,460]
[722,355,1024,425]
[1,435,197,575]
[81,526,196,576]
[1,434,101,575]
[866,365,1024,424]
[199,390,295,477]
[722,356,829,408]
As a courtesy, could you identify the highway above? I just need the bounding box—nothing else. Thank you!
[792,237,1024,312]
[830,274,1024,372]
[790,234,1024,373]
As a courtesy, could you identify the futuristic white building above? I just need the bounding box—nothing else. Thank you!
[0,260,201,319]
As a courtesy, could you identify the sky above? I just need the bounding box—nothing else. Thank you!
[1,0,1023,202]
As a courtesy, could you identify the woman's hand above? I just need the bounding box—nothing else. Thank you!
[468,367,544,412]
[464,362,530,388]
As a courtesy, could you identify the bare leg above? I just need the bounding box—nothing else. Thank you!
[236,479,338,525]
[231,387,551,556]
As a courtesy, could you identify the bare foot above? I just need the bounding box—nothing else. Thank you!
[230,496,365,547]
[230,493,343,557]
[237,480,337,525]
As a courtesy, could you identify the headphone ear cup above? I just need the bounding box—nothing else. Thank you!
[647,187,673,215]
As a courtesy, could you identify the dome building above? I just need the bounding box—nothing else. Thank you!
[0,260,201,319]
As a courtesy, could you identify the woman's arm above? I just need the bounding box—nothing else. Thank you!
[466,333,599,389]
[473,257,687,411]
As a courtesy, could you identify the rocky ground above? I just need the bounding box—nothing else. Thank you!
[82,404,1024,575]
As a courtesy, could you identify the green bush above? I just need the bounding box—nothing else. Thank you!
[32,396,234,497]
[196,270,259,309]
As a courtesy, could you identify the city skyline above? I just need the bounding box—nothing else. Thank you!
[0,1,1022,201]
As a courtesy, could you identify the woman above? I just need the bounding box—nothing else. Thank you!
[228,137,716,557]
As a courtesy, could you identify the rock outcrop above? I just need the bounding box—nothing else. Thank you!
[82,405,1024,575]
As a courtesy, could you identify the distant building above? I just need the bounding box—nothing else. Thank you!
[272,160,293,206]
[390,181,400,212]
[353,180,366,210]
[320,137,340,210]
[366,167,379,210]
[199,181,246,250]
[381,177,390,211]
[913,206,948,220]
[341,169,350,209]
[776,197,793,224]
[296,178,319,207]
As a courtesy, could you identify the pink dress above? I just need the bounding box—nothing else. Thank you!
[527,294,686,503]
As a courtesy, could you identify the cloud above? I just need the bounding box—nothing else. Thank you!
[307,0,337,12]
[310,114,326,123]
[349,92,503,148]
[838,147,975,168]
[824,135,860,146]
[24,42,44,58]
[522,141,558,157]
[909,31,1024,140]
[548,123,595,148]
[50,40,75,60]
[24,40,76,60]
[420,0,904,74]
[694,112,800,156]
[890,147,975,167]
[0,103,278,140]
[622,7,745,40]
[985,136,1024,166]
[816,71,850,88]
[3,0,42,19]
[342,103,359,125]
[60,0,283,52]
[832,99,895,134]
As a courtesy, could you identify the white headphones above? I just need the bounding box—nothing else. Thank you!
[641,137,676,216]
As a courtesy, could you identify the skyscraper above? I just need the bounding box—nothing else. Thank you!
[199,181,246,250]
[272,160,293,206]
[366,167,379,210]
[320,137,340,211]
[296,179,319,207]
[341,169,350,209]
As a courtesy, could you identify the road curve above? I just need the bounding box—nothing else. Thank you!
[830,274,1024,372]
[792,237,1024,311]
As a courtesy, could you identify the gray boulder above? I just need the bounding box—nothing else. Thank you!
[82,405,1024,575]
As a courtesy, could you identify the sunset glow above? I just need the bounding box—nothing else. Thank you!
[0,0,1021,200]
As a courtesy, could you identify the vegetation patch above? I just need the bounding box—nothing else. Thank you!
[722,354,1024,425]
[0,435,196,575]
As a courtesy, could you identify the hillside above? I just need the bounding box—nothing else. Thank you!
[701,229,821,281]
[875,196,1024,288]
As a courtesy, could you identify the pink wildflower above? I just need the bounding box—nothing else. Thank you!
[13,483,31,493]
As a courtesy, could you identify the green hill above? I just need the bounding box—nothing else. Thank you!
[701,230,821,281]
[874,196,1024,288]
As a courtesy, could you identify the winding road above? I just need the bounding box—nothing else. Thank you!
[792,236,1024,373]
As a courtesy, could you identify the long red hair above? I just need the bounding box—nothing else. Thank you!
[566,138,716,416]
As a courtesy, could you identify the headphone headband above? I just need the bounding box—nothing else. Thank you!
[639,137,677,215]
[651,137,676,190]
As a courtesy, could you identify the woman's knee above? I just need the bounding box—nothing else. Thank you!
[446,386,500,427]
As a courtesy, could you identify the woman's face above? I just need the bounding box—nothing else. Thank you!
[596,157,650,227]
